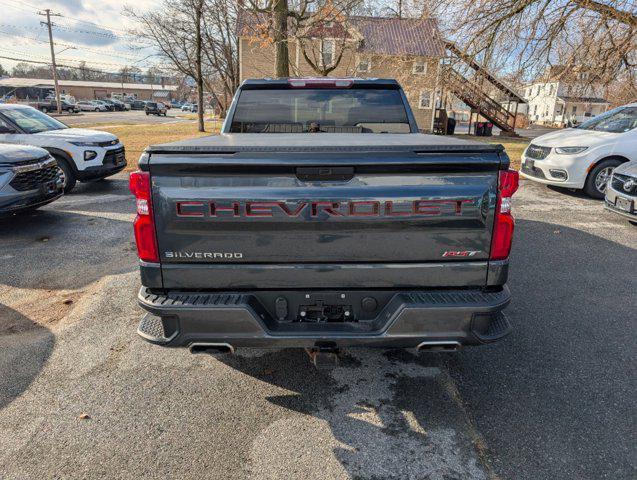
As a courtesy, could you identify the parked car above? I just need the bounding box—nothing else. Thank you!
[130,100,147,110]
[131,78,520,362]
[31,100,79,114]
[180,103,198,112]
[101,99,127,111]
[0,104,126,193]
[604,160,637,223]
[170,100,183,109]
[0,143,64,215]
[520,103,637,198]
[145,102,167,116]
[77,100,105,112]
[93,100,114,112]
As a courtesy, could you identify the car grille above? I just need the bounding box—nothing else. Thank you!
[103,147,126,167]
[98,139,119,147]
[525,144,552,160]
[611,173,637,196]
[521,162,546,179]
[10,165,61,191]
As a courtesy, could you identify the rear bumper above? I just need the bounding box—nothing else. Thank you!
[136,286,512,349]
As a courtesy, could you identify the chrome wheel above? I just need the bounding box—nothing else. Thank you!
[57,167,67,189]
[594,167,614,193]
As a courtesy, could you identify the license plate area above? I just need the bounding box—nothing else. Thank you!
[616,196,633,212]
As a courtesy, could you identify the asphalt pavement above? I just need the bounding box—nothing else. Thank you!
[56,109,189,126]
[0,175,634,479]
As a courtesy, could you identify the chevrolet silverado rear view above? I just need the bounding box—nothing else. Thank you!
[130,78,519,358]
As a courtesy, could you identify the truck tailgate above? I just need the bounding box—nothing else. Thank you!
[145,136,506,289]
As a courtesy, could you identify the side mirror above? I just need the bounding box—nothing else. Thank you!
[0,125,16,134]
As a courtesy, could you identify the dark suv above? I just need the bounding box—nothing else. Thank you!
[145,102,167,116]
[0,144,63,215]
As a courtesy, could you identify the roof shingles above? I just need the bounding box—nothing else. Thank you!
[237,11,445,58]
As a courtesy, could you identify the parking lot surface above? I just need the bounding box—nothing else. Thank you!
[59,109,188,126]
[0,175,635,479]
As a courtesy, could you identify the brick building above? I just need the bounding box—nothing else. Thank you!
[0,77,178,102]
[237,12,445,131]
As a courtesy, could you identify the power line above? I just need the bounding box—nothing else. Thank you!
[0,29,157,63]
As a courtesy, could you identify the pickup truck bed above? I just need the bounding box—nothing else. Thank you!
[130,79,518,355]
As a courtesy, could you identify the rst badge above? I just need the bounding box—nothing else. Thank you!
[442,250,481,258]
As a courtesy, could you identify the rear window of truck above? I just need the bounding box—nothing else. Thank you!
[229,88,410,134]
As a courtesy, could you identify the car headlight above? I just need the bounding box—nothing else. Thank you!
[555,146,588,155]
[69,141,101,147]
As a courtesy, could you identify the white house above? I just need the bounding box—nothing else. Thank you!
[523,67,610,126]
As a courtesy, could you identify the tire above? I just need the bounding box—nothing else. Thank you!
[55,157,77,193]
[95,108,99,112]
[583,158,623,199]
[42,107,48,113]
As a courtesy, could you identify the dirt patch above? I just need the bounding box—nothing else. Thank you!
[0,289,82,334]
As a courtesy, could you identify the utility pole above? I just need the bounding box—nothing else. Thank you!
[39,9,62,114]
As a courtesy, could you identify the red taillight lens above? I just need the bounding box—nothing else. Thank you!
[490,170,519,261]
[129,171,159,263]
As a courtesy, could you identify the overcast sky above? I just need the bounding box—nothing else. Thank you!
[0,0,162,75]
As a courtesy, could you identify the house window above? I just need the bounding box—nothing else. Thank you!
[412,61,426,75]
[321,39,335,68]
[572,105,577,114]
[548,84,553,95]
[357,57,371,73]
[418,90,432,109]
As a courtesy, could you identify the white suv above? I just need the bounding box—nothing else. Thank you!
[520,104,637,198]
[0,104,126,192]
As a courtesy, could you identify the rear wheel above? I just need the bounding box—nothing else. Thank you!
[42,107,48,113]
[583,158,623,199]
[55,157,76,193]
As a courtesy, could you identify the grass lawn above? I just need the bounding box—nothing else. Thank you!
[83,119,528,173]
[455,135,530,170]
[95,121,218,172]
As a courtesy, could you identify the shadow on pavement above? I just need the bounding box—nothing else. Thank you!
[216,218,635,479]
[0,304,55,410]
[0,182,136,290]
[219,348,490,479]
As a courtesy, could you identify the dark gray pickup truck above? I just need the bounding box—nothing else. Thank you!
[130,78,519,359]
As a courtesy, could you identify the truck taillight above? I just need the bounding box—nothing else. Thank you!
[490,170,519,261]
[129,171,159,263]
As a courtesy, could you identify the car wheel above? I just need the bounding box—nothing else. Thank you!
[583,158,623,199]
[55,157,77,193]
[42,107,48,113]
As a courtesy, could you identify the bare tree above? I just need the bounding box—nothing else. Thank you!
[433,0,636,87]
[126,0,206,131]
[201,0,240,113]
[242,0,363,77]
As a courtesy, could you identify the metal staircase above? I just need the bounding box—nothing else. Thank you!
[442,42,526,134]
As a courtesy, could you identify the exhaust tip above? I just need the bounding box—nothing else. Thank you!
[416,341,461,352]
[189,342,235,355]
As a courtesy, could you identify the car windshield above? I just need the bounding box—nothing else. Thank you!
[2,107,68,133]
[230,87,410,133]
[576,106,637,133]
